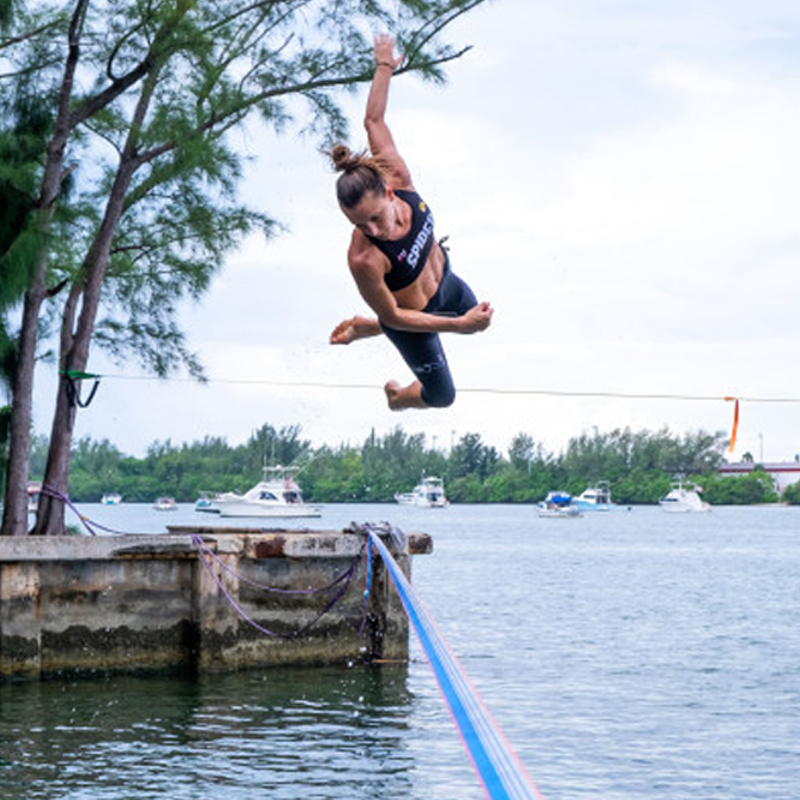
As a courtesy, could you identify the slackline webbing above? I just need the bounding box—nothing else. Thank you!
[367,531,544,800]
[71,370,790,453]
[99,371,800,403]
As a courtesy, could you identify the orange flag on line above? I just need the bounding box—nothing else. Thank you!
[725,397,739,453]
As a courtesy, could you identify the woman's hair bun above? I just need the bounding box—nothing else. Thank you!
[331,144,355,172]
[329,144,386,208]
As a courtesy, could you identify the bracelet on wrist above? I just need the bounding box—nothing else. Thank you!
[376,61,395,70]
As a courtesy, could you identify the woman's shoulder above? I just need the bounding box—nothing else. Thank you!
[348,229,389,273]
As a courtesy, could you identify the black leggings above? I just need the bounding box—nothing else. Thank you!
[380,256,477,407]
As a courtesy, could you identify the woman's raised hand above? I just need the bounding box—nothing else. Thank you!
[374,33,403,70]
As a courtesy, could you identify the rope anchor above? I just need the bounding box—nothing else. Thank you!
[61,370,101,408]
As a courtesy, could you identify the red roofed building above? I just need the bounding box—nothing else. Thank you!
[718,460,800,493]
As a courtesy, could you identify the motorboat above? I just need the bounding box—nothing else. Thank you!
[659,481,711,513]
[153,496,178,511]
[213,466,322,518]
[394,476,449,508]
[194,493,219,513]
[537,491,582,518]
[101,492,122,505]
[573,482,616,512]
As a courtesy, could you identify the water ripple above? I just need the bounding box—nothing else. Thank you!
[1,505,799,799]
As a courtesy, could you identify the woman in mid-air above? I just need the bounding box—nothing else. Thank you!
[329,33,493,410]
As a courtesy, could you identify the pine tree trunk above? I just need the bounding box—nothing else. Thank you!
[0,0,89,536]
[1,183,69,536]
[32,48,158,536]
[32,161,137,536]
[0,276,46,536]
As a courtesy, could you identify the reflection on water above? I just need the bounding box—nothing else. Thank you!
[0,664,419,800]
[2,505,800,800]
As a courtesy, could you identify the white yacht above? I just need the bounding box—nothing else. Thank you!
[659,481,711,513]
[573,482,616,512]
[214,466,322,518]
[394,476,449,508]
[153,496,178,511]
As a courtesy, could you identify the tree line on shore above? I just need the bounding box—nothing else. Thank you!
[25,422,792,506]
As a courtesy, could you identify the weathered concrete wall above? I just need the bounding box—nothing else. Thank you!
[0,528,432,681]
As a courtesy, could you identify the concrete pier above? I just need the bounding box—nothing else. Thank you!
[0,527,432,681]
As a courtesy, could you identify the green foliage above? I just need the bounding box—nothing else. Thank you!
[57,423,316,502]
[448,432,499,481]
[0,0,13,30]
[0,86,51,388]
[782,481,800,505]
[447,474,488,503]
[562,427,725,482]
[357,426,444,501]
[28,433,51,480]
[43,422,773,506]
[612,469,672,505]
[0,14,65,282]
[702,466,779,505]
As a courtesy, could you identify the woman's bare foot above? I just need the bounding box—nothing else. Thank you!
[330,316,382,345]
[384,380,428,410]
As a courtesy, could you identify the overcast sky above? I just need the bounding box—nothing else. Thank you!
[34,0,800,463]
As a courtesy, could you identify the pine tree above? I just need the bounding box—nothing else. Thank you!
[0,0,486,535]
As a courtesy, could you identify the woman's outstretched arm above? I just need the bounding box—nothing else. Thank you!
[364,34,411,188]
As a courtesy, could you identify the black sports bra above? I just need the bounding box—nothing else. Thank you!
[365,189,435,291]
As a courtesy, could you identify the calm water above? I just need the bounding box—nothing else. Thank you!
[1,503,799,799]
